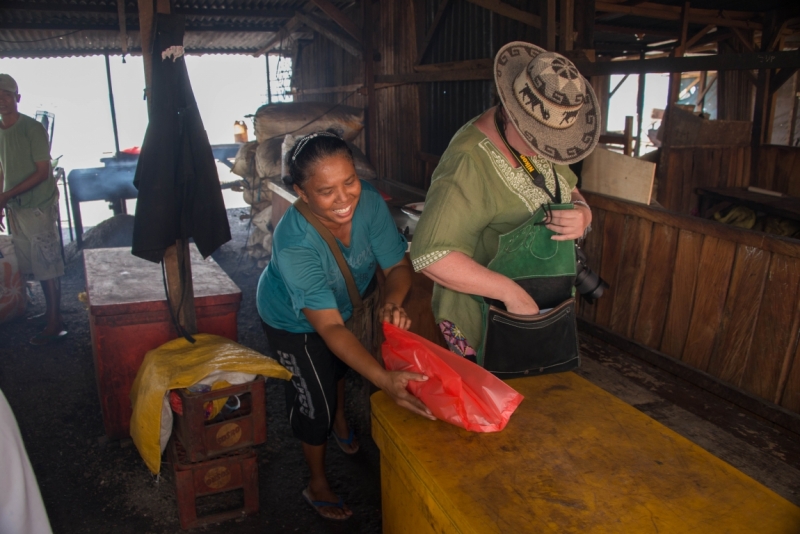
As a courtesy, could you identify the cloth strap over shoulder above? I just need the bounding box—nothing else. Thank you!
[292,199,381,355]
[293,199,362,308]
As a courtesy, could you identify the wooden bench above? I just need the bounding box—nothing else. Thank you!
[371,372,800,533]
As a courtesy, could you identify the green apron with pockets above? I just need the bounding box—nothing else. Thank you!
[475,203,580,377]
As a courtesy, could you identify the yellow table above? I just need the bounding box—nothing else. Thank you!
[371,372,800,533]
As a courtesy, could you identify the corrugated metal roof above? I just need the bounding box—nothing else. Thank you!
[0,0,352,57]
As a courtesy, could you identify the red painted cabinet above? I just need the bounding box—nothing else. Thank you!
[84,246,241,439]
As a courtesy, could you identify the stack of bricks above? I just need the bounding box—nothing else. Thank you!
[167,378,266,529]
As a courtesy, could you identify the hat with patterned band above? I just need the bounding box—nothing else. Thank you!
[494,41,600,165]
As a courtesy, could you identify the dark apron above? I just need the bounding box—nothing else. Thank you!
[476,203,580,378]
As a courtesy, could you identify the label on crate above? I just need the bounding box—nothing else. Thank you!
[216,423,243,448]
[204,466,232,490]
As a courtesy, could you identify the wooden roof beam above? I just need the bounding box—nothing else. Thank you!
[309,0,361,43]
[416,0,452,65]
[116,0,128,57]
[575,50,800,76]
[466,0,541,29]
[295,12,362,59]
[0,2,294,18]
[595,2,761,30]
[253,16,302,57]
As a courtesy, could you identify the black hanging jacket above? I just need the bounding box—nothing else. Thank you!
[132,14,231,263]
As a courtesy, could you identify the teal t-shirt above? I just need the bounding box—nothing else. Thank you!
[257,181,407,333]
[0,114,55,209]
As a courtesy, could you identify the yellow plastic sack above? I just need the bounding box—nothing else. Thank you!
[130,334,292,474]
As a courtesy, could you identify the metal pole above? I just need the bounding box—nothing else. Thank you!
[104,52,121,155]
[266,54,272,104]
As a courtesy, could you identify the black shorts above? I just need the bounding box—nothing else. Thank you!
[262,322,350,446]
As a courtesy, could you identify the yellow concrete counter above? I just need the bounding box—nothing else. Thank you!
[371,372,800,533]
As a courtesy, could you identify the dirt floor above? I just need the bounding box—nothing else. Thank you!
[1,207,799,534]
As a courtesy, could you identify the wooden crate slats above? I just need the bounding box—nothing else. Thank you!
[742,254,800,400]
[707,245,770,385]
[633,224,679,348]
[609,216,653,338]
[594,211,626,329]
[681,237,736,372]
[577,209,606,323]
[660,229,704,358]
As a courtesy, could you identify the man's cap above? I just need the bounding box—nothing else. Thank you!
[0,74,19,95]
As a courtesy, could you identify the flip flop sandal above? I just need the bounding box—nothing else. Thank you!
[26,314,48,326]
[29,330,68,346]
[333,428,359,455]
[302,488,352,521]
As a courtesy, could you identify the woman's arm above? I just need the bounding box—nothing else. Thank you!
[420,251,540,315]
[379,255,413,330]
[546,188,592,241]
[303,307,435,420]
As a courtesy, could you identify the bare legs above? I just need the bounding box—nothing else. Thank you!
[39,277,63,336]
[301,377,356,520]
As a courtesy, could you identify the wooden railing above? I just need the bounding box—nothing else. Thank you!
[579,191,800,415]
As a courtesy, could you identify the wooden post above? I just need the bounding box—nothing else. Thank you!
[363,0,377,167]
[559,0,574,52]
[752,11,780,163]
[667,2,690,106]
[574,0,595,51]
[789,74,799,147]
[540,0,556,51]
[635,50,646,157]
[137,0,197,335]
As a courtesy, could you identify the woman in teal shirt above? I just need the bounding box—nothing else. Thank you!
[257,131,434,521]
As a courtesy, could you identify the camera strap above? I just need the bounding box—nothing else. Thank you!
[494,107,561,204]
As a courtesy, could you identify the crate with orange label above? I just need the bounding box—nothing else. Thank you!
[167,437,259,529]
[171,377,266,462]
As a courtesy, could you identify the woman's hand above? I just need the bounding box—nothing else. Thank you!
[378,370,436,420]
[546,206,590,241]
[379,302,411,330]
[503,285,540,315]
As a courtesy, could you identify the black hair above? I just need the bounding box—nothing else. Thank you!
[286,129,354,189]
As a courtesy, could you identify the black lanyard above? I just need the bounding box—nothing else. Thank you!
[494,107,561,203]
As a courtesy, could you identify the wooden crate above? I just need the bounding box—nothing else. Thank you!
[172,378,266,462]
[168,439,259,530]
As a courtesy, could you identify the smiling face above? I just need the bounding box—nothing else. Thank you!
[294,153,361,231]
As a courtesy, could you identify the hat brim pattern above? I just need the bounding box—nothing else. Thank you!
[494,42,600,165]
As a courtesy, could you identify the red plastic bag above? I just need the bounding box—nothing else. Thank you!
[381,323,524,432]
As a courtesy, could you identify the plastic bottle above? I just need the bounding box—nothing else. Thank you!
[234,120,248,143]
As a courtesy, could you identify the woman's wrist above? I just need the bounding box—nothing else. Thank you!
[572,200,592,237]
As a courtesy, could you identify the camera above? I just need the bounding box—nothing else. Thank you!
[575,244,608,304]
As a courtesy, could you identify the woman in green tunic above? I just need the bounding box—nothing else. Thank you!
[410,43,600,360]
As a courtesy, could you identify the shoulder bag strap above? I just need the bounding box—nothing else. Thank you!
[293,199,363,308]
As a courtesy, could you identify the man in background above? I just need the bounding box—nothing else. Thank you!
[0,74,66,345]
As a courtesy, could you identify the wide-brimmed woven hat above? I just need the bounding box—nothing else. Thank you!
[494,41,600,165]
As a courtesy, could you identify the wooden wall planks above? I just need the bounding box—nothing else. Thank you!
[658,146,753,214]
[594,211,626,329]
[609,217,652,338]
[708,245,770,385]
[660,229,703,359]
[582,191,800,415]
[681,237,736,372]
[633,224,678,347]
[742,255,800,401]
[753,145,800,196]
